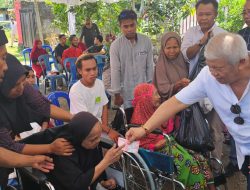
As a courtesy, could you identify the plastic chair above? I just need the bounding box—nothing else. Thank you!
[63,57,78,90]
[42,45,53,54]
[22,48,32,66]
[94,55,107,80]
[47,91,70,126]
[38,54,67,94]
[42,45,56,65]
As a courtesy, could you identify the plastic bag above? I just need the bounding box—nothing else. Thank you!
[175,103,214,153]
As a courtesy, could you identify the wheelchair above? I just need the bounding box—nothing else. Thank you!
[110,106,185,190]
[110,106,228,190]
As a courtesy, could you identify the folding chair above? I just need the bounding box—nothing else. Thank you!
[22,48,32,66]
[38,54,67,94]
[94,55,107,80]
[63,57,78,90]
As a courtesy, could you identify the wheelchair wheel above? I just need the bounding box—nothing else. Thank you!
[121,152,155,190]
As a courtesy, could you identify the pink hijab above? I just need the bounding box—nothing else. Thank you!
[131,83,175,151]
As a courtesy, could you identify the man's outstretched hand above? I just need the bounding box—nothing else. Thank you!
[32,155,54,173]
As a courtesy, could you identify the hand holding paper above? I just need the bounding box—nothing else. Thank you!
[118,137,139,153]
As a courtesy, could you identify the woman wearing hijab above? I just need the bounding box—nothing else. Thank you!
[0,54,74,188]
[153,32,190,102]
[130,83,216,190]
[131,83,175,151]
[30,39,47,78]
[46,111,123,190]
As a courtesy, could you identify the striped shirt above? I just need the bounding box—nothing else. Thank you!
[238,27,250,50]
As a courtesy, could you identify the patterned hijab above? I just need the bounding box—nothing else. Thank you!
[153,32,188,101]
[131,83,156,125]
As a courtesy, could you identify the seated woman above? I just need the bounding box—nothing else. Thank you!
[131,83,215,190]
[0,54,74,188]
[130,83,174,151]
[23,65,39,90]
[30,39,47,79]
[23,65,51,131]
[153,32,190,102]
[46,111,123,190]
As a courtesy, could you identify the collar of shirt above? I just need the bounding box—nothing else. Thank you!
[122,33,138,45]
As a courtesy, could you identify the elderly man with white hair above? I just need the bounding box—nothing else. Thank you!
[126,32,250,188]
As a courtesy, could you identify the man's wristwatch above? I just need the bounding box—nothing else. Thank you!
[141,125,150,136]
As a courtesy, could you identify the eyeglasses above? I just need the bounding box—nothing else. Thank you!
[230,104,244,125]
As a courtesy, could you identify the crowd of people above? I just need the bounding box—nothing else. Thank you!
[0,0,250,189]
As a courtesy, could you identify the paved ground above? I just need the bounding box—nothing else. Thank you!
[220,144,246,190]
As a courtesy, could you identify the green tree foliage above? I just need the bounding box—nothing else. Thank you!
[0,0,13,9]
[217,0,245,32]
[46,0,130,35]
[46,0,246,37]
[45,1,68,33]
[139,0,195,36]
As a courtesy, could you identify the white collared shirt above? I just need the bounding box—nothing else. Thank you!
[175,66,250,169]
[181,24,226,73]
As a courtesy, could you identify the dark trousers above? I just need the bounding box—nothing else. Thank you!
[230,136,238,166]
[125,107,134,124]
[241,156,250,190]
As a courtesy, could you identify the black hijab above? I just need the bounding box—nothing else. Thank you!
[0,29,8,46]
[21,111,100,146]
[68,111,99,145]
[0,54,32,134]
[50,112,103,190]
[21,112,103,190]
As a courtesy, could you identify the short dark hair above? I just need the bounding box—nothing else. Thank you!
[69,34,77,42]
[95,35,103,43]
[195,0,218,12]
[118,9,137,23]
[58,34,66,39]
[76,54,96,69]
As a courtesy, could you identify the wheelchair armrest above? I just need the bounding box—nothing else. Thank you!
[17,167,47,184]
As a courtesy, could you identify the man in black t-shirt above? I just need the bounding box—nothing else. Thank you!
[79,18,100,48]
[54,34,69,66]
[88,34,106,55]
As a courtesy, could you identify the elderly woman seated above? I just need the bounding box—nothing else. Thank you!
[45,112,124,190]
[131,83,216,190]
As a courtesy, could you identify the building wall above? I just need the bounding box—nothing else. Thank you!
[14,0,59,47]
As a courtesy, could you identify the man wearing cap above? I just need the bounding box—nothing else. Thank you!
[110,9,154,123]
[0,29,53,172]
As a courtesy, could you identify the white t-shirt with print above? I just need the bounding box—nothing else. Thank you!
[69,79,109,121]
